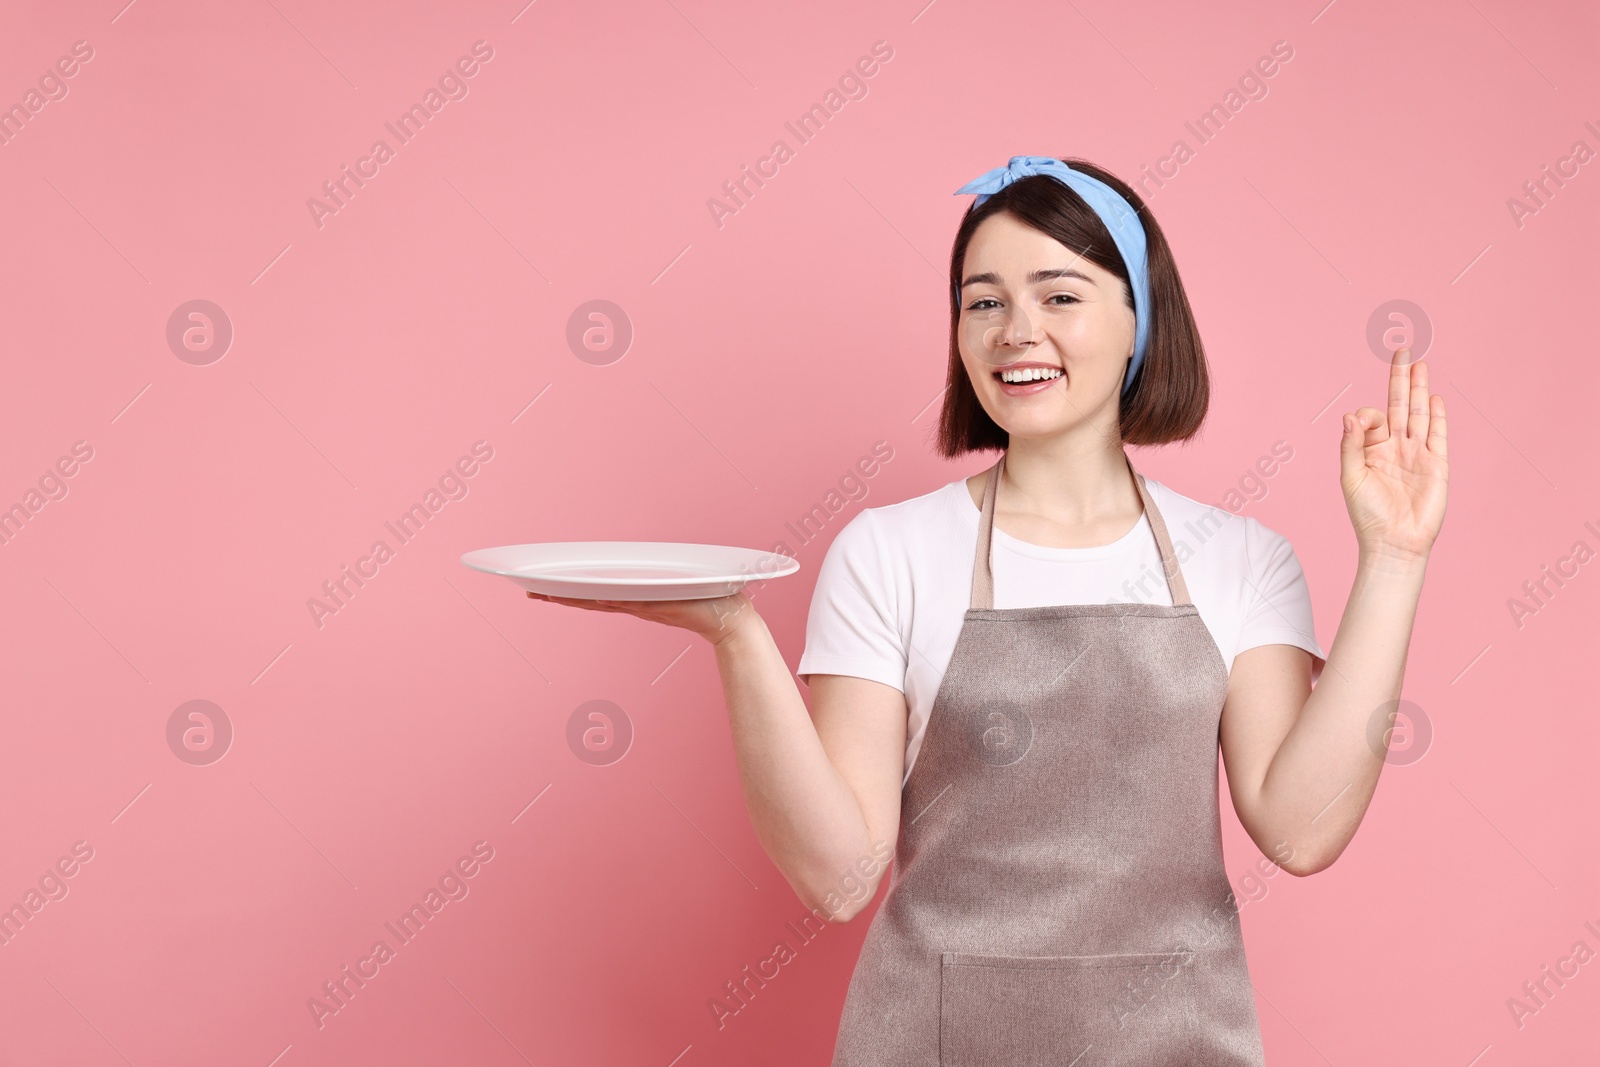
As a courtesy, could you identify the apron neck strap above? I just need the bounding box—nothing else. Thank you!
[970,450,1194,610]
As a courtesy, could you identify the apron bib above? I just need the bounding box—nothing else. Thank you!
[830,450,1266,1066]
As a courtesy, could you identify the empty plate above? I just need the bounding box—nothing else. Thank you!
[460,541,800,600]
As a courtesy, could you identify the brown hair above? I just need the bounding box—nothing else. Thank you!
[936,157,1208,456]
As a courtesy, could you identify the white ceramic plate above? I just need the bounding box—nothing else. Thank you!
[460,541,800,600]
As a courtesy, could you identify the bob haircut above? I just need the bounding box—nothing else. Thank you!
[937,157,1208,456]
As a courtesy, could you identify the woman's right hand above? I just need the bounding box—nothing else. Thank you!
[525,587,758,647]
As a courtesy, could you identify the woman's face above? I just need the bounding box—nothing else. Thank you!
[956,212,1136,440]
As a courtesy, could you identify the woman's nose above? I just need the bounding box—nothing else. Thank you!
[999,306,1039,347]
[967,304,1040,364]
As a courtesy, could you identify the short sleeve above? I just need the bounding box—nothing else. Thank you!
[1238,518,1326,678]
[795,508,907,692]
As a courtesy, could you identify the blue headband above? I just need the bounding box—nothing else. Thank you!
[954,155,1151,396]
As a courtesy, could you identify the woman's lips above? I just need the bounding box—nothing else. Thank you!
[993,366,1063,396]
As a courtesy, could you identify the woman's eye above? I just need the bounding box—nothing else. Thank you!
[966,298,999,311]
[1048,293,1079,305]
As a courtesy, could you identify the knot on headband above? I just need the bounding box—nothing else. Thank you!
[953,155,1151,396]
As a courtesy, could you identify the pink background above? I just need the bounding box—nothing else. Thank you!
[1,0,1596,1063]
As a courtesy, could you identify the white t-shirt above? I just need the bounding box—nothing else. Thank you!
[796,473,1327,786]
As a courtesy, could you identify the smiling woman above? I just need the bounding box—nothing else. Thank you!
[811,158,1445,1065]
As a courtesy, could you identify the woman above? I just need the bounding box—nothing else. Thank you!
[529,155,1448,1064]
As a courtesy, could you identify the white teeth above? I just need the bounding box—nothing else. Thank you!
[999,366,1063,383]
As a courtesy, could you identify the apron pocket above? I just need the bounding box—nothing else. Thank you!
[939,950,1196,1066]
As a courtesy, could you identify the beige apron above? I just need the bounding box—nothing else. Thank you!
[830,451,1266,1066]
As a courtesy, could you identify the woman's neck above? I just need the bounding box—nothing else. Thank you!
[966,433,1145,549]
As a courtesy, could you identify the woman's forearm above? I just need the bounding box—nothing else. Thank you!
[709,611,876,910]
[1255,548,1429,871]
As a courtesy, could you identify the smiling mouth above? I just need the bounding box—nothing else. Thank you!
[994,366,1063,384]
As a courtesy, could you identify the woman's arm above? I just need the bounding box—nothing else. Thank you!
[710,609,907,921]
[1220,349,1448,875]
[527,588,907,919]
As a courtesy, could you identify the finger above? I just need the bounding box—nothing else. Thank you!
[1426,393,1447,457]
[1354,405,1388,445]
[1388,347,1411,439]
[544,595,624,612]
[1407,360,1431,440]
[1339,411,1368,486]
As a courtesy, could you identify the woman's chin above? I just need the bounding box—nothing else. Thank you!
[990,402,1114,440]
[993,417,1082,440]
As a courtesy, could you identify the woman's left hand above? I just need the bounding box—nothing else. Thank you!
[1340,347,1449,563]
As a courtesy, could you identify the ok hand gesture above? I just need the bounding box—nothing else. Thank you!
[1339,347,1449,563]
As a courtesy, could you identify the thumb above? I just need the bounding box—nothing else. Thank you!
[1339,411,1367,488]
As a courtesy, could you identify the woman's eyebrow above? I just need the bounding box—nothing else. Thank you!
[959,267,1097,289]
